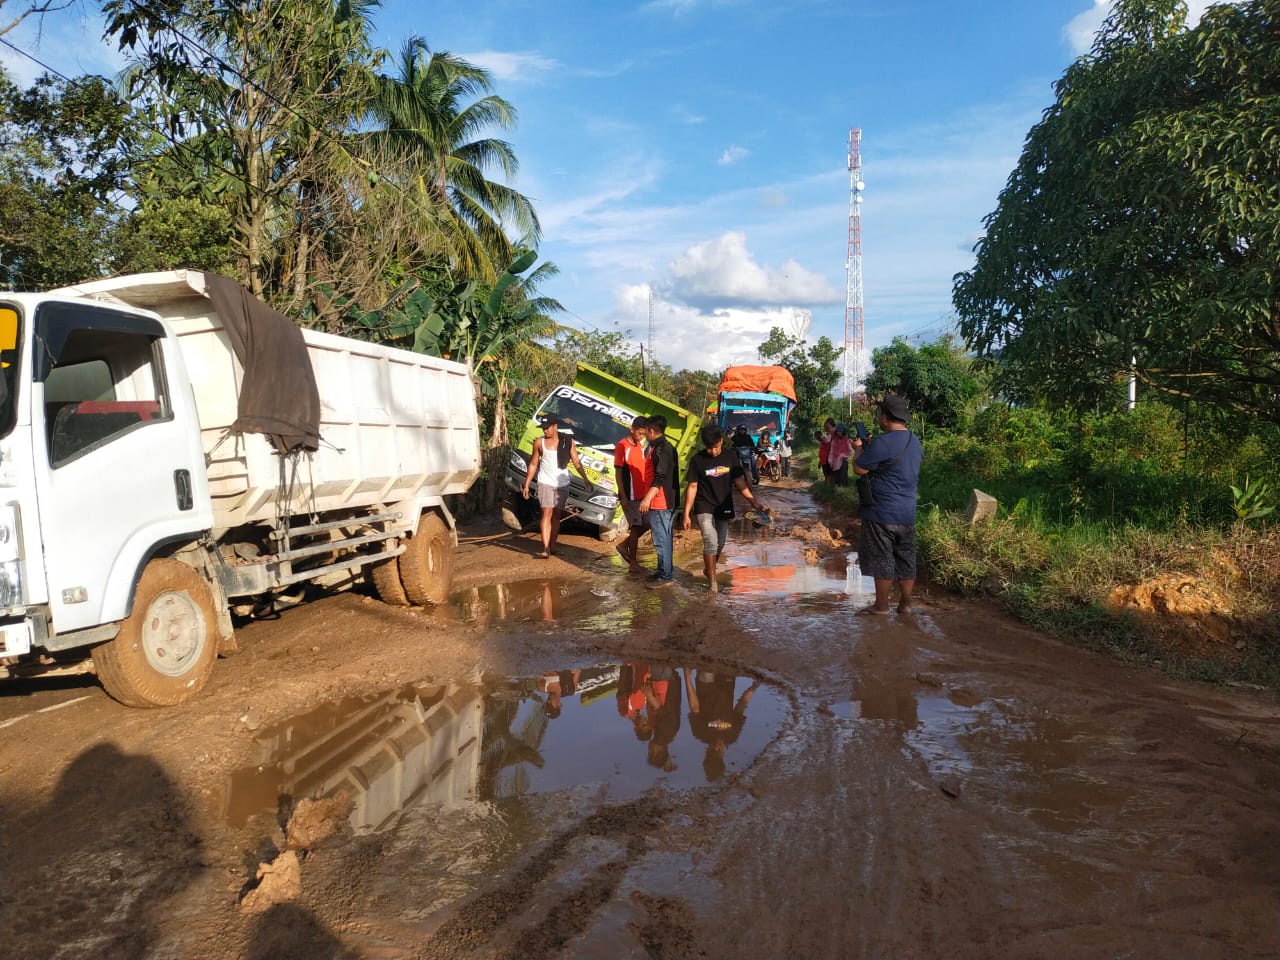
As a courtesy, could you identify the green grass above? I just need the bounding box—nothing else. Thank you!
[805,447,1280,692]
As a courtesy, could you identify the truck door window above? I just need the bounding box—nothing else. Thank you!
[0,306,20,440]
[34,303,172,468]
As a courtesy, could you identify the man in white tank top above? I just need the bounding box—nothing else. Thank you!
[521,415,590,558]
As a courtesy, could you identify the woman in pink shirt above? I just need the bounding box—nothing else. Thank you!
[827,423,854,487]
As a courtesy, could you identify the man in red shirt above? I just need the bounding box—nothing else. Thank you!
[612,416,650,573]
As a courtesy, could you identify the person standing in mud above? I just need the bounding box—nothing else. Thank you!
[852,394,923,615]
[682,424,767,593]
[613,415,651,573]
[522,415,591,559]
[818,417,836,486]
[827,424,854,486]
[684,667,760,781]
[638,414,678,589]
[777,428,793,478]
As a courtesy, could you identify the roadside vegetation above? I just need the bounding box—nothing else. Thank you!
[811,390,1280,690]
[810,0,1280,691]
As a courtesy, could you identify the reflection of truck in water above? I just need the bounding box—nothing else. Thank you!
[715,365,797,440]
[502,363,701,541]
[0,270,480,707]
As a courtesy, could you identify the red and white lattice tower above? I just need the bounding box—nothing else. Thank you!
[843,128,865,409]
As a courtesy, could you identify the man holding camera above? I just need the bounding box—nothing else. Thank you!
[852,394,923,614]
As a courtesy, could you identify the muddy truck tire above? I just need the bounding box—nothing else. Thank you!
[91,558,220,707]
[398,513,454,605]
[369,555,410,606]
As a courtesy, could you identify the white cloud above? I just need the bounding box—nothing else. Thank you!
[1065,0,1228,55]
[672,104,706,125]
[664,231,841,309]
[611,284,806,372]
[461,50,559,82]
[717,145,749,166]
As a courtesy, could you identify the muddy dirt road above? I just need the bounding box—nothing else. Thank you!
[2,482,1277,959]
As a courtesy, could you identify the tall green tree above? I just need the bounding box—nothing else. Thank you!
[864,335,981,433]
[756,327,844,426]
[106,0,381,301]
[365,38,540,283]
[953,0,1280,425]
[0,70,130,287]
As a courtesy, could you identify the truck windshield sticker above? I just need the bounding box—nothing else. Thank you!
[538,388,633,451]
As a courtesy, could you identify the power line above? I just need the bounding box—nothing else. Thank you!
[0,35,75,83]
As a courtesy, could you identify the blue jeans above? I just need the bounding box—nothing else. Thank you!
[649,508,675,581]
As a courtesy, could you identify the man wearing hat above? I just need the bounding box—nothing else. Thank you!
[852,393,923,614]
[522,415,591,558]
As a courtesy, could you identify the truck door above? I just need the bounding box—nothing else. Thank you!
[32,302,210,633]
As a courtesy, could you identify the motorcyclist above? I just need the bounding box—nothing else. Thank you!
[756,430,778,479]
[730,424,759,484]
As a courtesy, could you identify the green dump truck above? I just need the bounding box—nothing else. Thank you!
[502,364,701,541]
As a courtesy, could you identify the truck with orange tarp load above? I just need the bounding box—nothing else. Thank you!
[714,365,797,439]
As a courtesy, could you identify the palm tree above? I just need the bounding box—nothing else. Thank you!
[366,38,540,282]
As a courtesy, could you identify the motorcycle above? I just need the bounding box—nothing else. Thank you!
[757,445,781,481]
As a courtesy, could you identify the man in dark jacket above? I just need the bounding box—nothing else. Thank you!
[638,414,678,588]
[729,424,758,483]
[852,393,923,614]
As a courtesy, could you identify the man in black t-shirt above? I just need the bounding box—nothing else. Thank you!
[682,424,766,593]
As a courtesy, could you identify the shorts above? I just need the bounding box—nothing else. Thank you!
[537,483,569,510]
[621,498,650,529]
[695,513,730,556]
[858,520,917,580]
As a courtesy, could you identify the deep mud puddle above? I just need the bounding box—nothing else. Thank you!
[224,663,788,835]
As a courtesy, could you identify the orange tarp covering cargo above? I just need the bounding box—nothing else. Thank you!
[716,366,797,403]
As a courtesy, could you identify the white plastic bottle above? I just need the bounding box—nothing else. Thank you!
[846,551,863,595]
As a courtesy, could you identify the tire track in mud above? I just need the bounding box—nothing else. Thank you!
[411,798,678,960]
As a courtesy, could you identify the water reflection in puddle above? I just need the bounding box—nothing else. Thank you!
[225,664,786,834]
[720,542,873,598]
[828,680,1135,836]
[447,579,612,624]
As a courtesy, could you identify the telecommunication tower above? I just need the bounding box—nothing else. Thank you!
[843,128,865,411]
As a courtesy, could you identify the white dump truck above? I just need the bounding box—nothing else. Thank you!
[0,270,481,706]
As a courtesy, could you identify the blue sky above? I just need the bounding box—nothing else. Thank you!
[4,0,1217,380]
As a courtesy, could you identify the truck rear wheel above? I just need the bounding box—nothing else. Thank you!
[398,513,453,605]
[370,556,410,605]
[92,558,219,708]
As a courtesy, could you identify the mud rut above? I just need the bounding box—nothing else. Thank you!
[1,480,1277,960]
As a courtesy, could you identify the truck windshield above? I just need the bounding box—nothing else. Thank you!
[724,411,782,436]
[0,306,20,440]
[537,386,633,451]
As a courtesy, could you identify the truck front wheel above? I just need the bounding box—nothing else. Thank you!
[92,559,219,707]
[398,513,454,605]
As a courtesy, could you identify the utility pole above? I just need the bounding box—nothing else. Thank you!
[843,128,865,416]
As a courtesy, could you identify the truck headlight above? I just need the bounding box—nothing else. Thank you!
[0,503,21,608]
[509,451,527,471]
[588,495,618,509]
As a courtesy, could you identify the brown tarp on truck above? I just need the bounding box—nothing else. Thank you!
[202,272,321,453]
